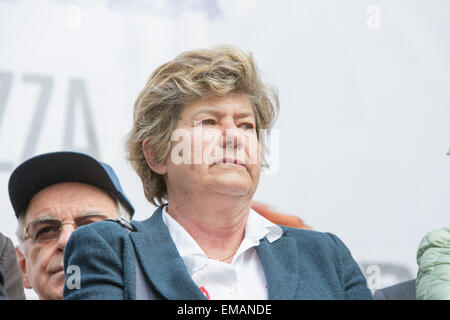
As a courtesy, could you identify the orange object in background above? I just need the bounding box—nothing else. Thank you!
[251,201,312,230]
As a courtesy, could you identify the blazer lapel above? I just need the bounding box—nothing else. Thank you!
[256,230,301,299]
[129,206,206,300]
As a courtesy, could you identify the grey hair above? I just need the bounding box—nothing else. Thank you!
[16,198,132,254]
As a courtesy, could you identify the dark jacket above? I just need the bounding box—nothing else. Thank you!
[0,232,25,300]
[63,206,372,300]
[0,269,7,300]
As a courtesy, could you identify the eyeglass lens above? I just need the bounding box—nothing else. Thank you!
[26,214,108,241]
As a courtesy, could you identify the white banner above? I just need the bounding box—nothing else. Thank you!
[1,0,450,298]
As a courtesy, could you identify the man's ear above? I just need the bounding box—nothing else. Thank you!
[142,138,167,175]
[15,246,32,289]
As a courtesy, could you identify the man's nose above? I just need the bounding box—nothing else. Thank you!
[56,223,76,251]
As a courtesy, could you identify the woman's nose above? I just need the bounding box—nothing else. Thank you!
[220,127,243,149]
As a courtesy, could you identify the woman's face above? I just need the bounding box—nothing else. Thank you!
[159,94,261,201]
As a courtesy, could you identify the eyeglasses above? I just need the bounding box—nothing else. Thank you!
[23,214,109,242]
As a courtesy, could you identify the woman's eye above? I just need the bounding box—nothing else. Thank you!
[240,123,255,130]
[201,119,216,126]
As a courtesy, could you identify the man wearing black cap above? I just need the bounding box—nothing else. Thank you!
[8,151,134,300]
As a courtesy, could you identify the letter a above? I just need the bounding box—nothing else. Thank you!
[66,265,81,290]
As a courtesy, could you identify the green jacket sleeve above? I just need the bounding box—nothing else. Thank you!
[416,227,450,300]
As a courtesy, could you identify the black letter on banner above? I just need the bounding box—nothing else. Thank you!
[21,74,53,161]
[64,78,99,158]
[0,72,13,170]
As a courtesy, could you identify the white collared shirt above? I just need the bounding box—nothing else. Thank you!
[161,206,282,300]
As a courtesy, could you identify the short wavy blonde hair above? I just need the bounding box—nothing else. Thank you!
[126,45,279,206]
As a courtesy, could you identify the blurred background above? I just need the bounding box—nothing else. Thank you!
[1,0,449,299]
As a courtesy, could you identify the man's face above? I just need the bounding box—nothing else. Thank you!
[157,94,261,201]
[16,182,118,300]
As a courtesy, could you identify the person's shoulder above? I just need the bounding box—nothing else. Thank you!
[280,225,337,243]
[64,219,135,267]
[417,227,450,255]
[0,232,11,249]
[417,227,450,271]
[279,226,351,254]
[69,219,130,246]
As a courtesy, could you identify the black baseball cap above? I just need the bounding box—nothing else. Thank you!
[8,151,134,218]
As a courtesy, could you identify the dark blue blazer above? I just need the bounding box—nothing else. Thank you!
[63,206,373,300]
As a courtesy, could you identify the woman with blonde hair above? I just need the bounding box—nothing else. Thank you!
[63,45,372,300]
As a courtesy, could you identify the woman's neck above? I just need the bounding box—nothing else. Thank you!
[166,195,252,262]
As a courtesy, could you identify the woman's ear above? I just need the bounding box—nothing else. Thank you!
[142,138,167,175]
